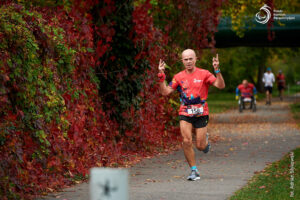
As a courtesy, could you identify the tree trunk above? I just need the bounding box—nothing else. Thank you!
[257,65,265,93]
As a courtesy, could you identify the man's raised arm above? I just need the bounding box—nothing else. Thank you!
[157,59,174,96]
[211,54,225,89]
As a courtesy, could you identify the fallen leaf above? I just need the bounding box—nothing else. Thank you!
[145,179,156,182]
[47,187,54,192]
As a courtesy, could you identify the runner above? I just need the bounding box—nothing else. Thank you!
[157,49,225,181]
[276,70,285,101]
[262,67,275,105]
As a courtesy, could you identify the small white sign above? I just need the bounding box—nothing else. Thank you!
[90,168,128,200]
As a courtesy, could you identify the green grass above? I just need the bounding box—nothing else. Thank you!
[206,92,237,113]
[230,148,300,200]
[169,91,238,114]
[207,84,300,114]
[290,103,300,120]
[172,85,300,115]
[290,102,300,127]
[207,92,265,114]
[268,84,300,98]
[285,84,300,96]
[265,84,300,97]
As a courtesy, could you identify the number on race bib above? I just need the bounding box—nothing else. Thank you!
[187,106,203,115]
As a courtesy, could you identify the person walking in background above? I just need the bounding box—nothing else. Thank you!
[276,70,285,101]
[262,67,275,105]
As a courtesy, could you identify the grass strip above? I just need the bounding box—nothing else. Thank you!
[230,148,299,200]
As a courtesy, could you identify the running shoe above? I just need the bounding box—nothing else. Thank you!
[187,170,200,181]
[203,133,211,153]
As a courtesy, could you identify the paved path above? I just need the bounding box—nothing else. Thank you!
[37,97,300,200]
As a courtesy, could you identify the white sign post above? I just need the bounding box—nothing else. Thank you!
[90,168,129,200]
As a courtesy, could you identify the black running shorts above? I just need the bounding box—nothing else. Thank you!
[278,85,284,90]
[265,86,273,93]
[179,115,209,128]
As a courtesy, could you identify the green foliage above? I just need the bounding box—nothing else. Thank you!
[192,47,300,93]
[222,0,300,38]
[266,48,300,85]
[94,0,150,123]
[194,47,267,91]
[206,92,238,113]
[0,5,74,150]
[221,0,262,38]
[290,102,300,127]
[290,103,300,119]
[286,84,300,95]
[0,1,182,199]
[15,0,72,9]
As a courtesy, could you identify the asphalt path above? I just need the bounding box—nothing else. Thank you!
[37,96,300,200]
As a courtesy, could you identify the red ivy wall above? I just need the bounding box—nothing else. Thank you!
[0,1,181,199]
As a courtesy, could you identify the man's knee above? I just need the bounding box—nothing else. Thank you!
[182,137,193,148]
[196,142,206,151]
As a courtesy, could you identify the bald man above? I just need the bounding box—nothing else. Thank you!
[157,49,225,181]
[236,80,257,109]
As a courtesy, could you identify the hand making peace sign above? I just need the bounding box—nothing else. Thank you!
[158,59,166,73]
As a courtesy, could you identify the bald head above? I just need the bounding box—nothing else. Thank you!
[182,49,196,59]
[242,79,248,87]
[181,49,197,72]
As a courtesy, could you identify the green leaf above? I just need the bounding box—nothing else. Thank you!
[164,64,171,70]
[87,48,94,53]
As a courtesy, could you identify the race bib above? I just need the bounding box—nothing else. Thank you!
[187,105,204,115]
